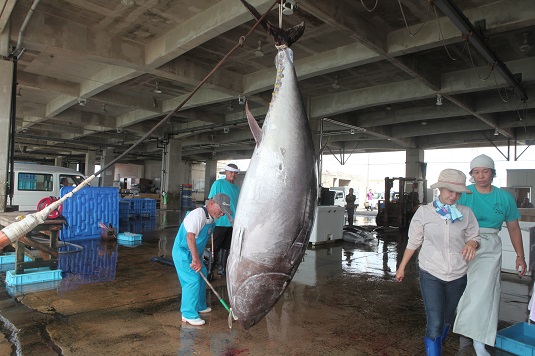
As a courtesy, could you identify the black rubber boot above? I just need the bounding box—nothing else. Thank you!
[218,249,229,276]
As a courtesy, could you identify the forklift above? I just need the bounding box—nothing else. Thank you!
[376,177,427,229]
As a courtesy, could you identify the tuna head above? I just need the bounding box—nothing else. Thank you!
[226,45,317,329]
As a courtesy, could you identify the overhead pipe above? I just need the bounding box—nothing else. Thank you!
[13,0,42,55]
[432,0,528,101]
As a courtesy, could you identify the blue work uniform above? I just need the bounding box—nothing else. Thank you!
[172,206,214,320]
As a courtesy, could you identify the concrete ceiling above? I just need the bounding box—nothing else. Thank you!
[2,0,535,165]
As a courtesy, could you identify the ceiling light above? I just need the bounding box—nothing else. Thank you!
[227,101,234,111]
[255,41,264,58]
[350,129,355,135]
[223,127,230,134]
[78,98,87,106]
[153,82,162,94]
[152,97,158,108]
[238,95,246,105]
[421,121,427,125]
[520,32,533,53]
[331,76,340,90]
[385,105,392,111]
[436,94,443,106]
[282,0,296,15]
[494,128,499,136]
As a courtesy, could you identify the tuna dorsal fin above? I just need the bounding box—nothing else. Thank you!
[245,101,262,146]
[240,0,305,48]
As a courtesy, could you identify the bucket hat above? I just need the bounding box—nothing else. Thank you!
[430,169,472,194]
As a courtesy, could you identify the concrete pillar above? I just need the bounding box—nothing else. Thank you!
[204,160,218,200]
[0,60,14,212]
[101,148,116,187]
[405,149,425,179]
[55,156,64,167]
[0,23,9,57]
[164,139,182,210]
[406,148,427,204]
[85,151,96,176]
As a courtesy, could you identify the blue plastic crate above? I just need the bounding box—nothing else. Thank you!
[117,232,142,242]
[0,252,32,264]
[495,322,535,356]
[119,200,130,219]
[139,198,156,217]
[6,267,62,286]
[61,186,119,240]
[128,218,155,233]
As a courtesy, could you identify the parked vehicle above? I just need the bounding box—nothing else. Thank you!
[330,187,359,208]
[365,192,384,210]
[8,163,86,211]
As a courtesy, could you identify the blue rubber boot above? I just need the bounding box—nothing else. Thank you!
[441,324,450,344]
[424,337,442,356]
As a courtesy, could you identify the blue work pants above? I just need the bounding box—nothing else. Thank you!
[419,269,467,339]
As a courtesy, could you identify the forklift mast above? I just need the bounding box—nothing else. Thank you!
[376,177,427,229]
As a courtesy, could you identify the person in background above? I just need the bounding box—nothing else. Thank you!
[172,193,233,326]
[521,197,534,208]
[453,154,527,356]
[366,189,373,211]
[60,177,69,188]
[345,188,356,226]
[208,163,240,278]
[396,169,480,356]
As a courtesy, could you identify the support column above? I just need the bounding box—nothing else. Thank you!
[406,148,427,204]
[0,60,14,211]
[55,156,64,167]
[164,139,182,210]
[85,151,96,176]
[101,148,116,187]
[204,160,217,201]
[405,149,425,179]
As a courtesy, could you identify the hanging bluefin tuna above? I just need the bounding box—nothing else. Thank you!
[226,0,318,329]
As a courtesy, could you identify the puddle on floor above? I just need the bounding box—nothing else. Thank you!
[0,210,531,355]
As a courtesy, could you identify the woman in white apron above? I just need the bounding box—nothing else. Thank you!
[453,154,527,356]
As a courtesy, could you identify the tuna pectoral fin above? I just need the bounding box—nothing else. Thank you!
[245,101,262,146]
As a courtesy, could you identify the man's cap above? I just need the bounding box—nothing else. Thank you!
[225,163,239,173]
[470,154,495,170]
[211,193,233,219]
[430,168,472,194]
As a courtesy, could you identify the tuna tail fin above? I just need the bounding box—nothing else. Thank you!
[245,101,263,146]
[240,0,305,48]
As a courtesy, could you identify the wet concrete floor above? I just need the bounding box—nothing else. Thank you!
[0,210,532,355]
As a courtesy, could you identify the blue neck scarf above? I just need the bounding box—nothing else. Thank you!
[433,199,463,223]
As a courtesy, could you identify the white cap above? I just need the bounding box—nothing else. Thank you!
[470,154,495,170]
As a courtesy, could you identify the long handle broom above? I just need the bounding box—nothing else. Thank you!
[198,271,238,329]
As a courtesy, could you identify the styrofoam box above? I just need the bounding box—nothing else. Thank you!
[6,267,62,286]
[495,322,535,356]
[117,232,142,241]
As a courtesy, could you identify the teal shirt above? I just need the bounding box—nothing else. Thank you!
[208,179,240,227]
[458,184,520,229]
